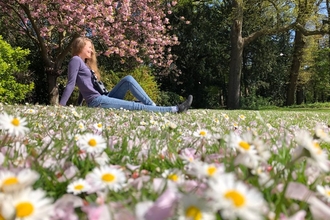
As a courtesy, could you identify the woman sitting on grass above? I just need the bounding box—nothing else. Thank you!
[59,36,193,113]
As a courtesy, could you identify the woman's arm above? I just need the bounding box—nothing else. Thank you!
[59,57,80,106]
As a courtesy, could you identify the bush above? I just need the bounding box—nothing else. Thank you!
[0,36,34,104]
[101,65,161,104]
[157,91,184,106]
[240,93,272,110]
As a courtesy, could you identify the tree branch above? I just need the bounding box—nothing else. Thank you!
[19,3,52,67]
[3,3,38,44]
[295,22,328,36]
[56,34,80,69]
[243,23,296,46]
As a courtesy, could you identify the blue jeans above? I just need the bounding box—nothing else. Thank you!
[88,75,177,113]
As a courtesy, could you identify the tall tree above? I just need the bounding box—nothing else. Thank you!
[227,0,295,109]
[0,0,178,105]
[286,0,327,106]
[162,0,231,108]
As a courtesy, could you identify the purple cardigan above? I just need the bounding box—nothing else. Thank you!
[59,56,100,106]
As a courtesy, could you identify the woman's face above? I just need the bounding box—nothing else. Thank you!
[78,41,93,60]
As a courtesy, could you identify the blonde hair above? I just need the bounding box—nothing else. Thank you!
[71,37,101,79]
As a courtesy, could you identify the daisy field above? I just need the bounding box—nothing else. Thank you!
[1,103,330,220]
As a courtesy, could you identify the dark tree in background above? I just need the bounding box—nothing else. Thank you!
[161,0,231,108]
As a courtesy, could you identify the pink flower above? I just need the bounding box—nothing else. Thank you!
[52,194,83,220]
[280,211,306,220]
[144,189,178,220]
[82,204,111,220]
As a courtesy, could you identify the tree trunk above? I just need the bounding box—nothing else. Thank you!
[227,0,244,109]
[46,67,60,105]
[296,85,304,105]
[286,30,305,106]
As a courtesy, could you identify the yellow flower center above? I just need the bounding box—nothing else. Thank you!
[313,142,322,154]
[199,131,206,136]
[88,139,97,147]
[168,174,178,182]
[11,118,20,126]
[102,173,115,182]
[74,184,84,190]
[3,177,19,186]
[325,190,330,196]
[239,141,250,150]
[16,202,34,218]
[185,206,202,220]
[97,123,102,128]
[207,166,217,176]
[224,190,246,207]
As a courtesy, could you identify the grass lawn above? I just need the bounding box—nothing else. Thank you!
[1,103,330,219]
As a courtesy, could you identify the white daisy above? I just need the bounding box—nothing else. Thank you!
[77,122,86,131]
[140,121,147,126]
[93,122,103,132]
[179,148,199,164]
[178,194,215,220]
[76,133,107,154]
[316,185,330,202]
[189,161,224,180]
[222,113,229,121]
[193,129,211,139]
[162,169,185,185]
[67,178,91,195]
[87,166,126,191]
[207,173,267,220]
[225,132,260,168]
[8,188,53,220]
[71,109,81,118]
[238,114,246,120]
[164,119,177,129]
[25,108,36,114]
[213,118,220,124]
[0,112,29,136]
[0,169,40,193]
[315,125,330,142]
[294,130,329,172]
[0,194,15,219]
[232,122,239,129]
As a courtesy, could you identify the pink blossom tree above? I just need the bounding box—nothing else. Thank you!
[0,0,179,104]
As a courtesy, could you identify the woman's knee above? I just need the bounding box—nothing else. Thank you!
[123,75,135,82]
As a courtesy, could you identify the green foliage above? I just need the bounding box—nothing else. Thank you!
[0,36,34,104]
[307,48,330,102]
[161,0,231,109]
[284,102,330,109]
[157,91,184,106]
[240,92,273,110]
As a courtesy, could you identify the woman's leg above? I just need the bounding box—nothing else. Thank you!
[88,95,176,113]
[107,75,156,106]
